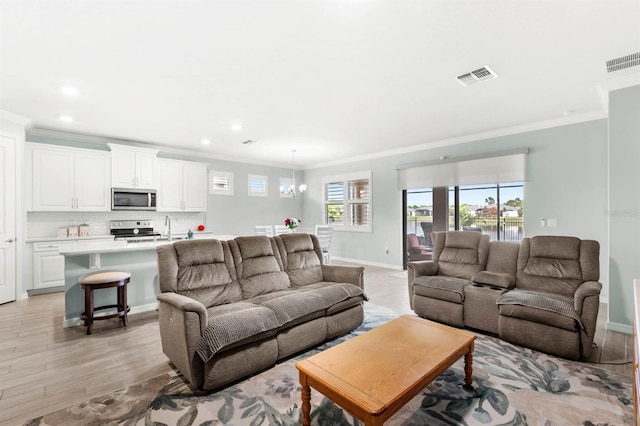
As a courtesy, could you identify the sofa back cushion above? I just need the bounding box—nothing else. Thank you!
[276,233,324,286]
[516,236,599,296]
[229,236,291,299]
[156,239,242,307]
[432,231,490,280]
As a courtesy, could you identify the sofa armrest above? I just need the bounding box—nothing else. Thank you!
[407,261,438,310]
[157,292,208,330]
[322,265,365,289]
[574,281,602,316]
[574,281,602,358]
[407,261,438,281]
[156,292,208,388]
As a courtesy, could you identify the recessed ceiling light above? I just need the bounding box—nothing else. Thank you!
[562,110,574,116]
[59,115,74,123]
[60,86,79,96]
[231,123,243,132]
[201,139,211,145]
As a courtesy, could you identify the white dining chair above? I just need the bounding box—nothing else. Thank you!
[274,225,292,235]
[315,225,333,264]
[254,225,274,237]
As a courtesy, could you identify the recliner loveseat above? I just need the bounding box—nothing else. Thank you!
[408,231,602,360]
[156,233,367,390]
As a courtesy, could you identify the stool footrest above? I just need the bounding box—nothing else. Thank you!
[81,304,130,321]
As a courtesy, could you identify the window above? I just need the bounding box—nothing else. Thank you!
[322,171,372,232]
[248,174,268,197]
[209,170,233,195]
[452,182,524,241]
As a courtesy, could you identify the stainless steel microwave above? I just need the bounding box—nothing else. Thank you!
[111,188,157,211]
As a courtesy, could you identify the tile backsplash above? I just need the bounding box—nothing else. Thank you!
[27,211,205,239]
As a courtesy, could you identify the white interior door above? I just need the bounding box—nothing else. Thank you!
[0,134,17,304]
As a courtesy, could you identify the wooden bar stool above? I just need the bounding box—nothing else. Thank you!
[79,271,131,335]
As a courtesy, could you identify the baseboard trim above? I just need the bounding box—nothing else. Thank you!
[331,256,403,271]
[606,321,633,335]
[63,302,159,328]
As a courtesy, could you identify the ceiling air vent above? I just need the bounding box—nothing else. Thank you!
[606,52,640,73]
[456,65,499,87]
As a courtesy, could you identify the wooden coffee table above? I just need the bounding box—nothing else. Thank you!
[296,315,475,426]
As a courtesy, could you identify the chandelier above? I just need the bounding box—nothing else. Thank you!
[280,149,307,198]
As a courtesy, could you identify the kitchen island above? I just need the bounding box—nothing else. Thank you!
[59,235,235,328]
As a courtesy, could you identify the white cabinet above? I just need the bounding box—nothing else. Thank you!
[29,143,111,212]
[33,241,76,289]
[108,143,158,189]
[157,159,207,212]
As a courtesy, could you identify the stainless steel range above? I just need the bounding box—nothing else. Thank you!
[110,220,162,242]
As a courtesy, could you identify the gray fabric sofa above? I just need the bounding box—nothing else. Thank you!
[408,232,601,360]
[156,233,366,390]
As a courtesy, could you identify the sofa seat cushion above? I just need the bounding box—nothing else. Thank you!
[250,283,366,326]
[413,275,469,303]
[197,302,280,362]
[497,289,582,330]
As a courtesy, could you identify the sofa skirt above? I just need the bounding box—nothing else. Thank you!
[498,315,580,360]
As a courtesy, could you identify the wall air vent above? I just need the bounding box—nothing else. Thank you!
[606,52,640,73]
[456,65,499,87]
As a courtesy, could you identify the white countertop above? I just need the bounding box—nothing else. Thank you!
[27,235,115,243]
[59,234,236,255]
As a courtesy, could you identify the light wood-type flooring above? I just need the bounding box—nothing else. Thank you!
[0,262,633,425]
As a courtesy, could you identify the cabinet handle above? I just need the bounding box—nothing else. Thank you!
[5,238,15,243]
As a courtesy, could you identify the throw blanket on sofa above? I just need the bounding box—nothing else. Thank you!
[496,289,583,329]
[196,283,366,362]
[197,306,281,363]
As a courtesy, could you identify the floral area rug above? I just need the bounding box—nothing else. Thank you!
[26,304,633,425]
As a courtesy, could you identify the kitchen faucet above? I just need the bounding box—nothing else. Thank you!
[164,215,172,241]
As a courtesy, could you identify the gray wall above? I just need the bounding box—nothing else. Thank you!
[302,119,610,297]
[608,84,640,332]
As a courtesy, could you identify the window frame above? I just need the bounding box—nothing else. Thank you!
[209,170,234,196]
[248,174,268,197]
[322,171,372,233]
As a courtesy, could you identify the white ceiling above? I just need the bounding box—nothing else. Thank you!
[1,0,639,168]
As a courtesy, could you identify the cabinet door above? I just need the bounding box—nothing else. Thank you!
[135,151,156,189]
[110,149,136,187]
[75,152,111,211]
[182,164,207,212]
[31,148,75,211]
[33,251,66,289]
[157,161,183,211]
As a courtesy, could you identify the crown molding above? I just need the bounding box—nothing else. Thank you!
[0,110,33,127]
[306,110,607,170]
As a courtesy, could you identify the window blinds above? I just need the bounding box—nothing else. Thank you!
[396,148,528,190]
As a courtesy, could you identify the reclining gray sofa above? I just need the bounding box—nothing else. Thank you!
[408,231,601,360]
[156,233,366,390]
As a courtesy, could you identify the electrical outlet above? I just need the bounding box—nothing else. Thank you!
[547,218,558,227]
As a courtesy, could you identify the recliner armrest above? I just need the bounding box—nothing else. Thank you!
[322,265,365,289]
[407,261,439,280]
[157,292,208,331]
[407,261,439,310]
[573,280,602,315]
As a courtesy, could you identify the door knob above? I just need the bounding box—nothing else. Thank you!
[5,238,15,243]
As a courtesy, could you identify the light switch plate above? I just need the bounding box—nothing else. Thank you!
[547,218,558,227]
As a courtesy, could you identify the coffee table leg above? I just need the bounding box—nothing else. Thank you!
[300,373,311,426]
[463,345,474,391]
